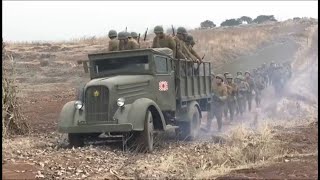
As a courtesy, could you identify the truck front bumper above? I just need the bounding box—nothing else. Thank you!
[58,123,133,133]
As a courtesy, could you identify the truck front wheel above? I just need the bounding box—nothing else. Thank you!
[142,110,154,152]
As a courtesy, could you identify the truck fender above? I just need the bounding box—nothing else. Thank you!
[58,101,77,132]
[114,98,166,131]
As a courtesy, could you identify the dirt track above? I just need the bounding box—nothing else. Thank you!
[2,21,318,179]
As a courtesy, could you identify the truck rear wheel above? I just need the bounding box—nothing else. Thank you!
[68,133,84,148]
[177,105,200,141]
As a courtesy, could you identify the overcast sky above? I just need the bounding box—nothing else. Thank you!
[3,1,318,42]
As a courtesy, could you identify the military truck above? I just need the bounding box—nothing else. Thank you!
[58,48,213,152]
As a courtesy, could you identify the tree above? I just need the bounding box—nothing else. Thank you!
[253,15,277,24]
[200,20,216,29]
[237,16,253,24]
[220,19,241,27]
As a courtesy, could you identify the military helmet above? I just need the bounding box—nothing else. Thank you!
[226,74,233,79]
[210,72,215,77]
[237,71,243,75]
[186,35,194,43]
[177,27,187,35]
[235,75,242,80]
[224,72,230,76]
[131,32,138,38]
[118,31,128,40]
[154,26,164,33]
[108,30,117,38]
[245,71,251,75]
[215,74,224,81]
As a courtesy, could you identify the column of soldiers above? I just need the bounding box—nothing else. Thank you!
[107,26,203,64]
[207,61,292,132]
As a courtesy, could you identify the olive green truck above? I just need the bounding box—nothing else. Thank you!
[58,48,213,152]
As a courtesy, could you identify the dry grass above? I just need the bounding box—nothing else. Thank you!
[2,40,29,138]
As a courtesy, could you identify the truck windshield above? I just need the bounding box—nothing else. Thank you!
[93,55,149,75]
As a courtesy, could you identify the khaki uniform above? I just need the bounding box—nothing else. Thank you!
[152,35,176,58]
[208,82,227,131]
[245,77,255,112]
[173,36,195,61]
[108,39,119,51]
[187,45,202,62]
[254,75,265,107]
[237,81,249,114]
[127,39,139,50]
[226,82,237,121]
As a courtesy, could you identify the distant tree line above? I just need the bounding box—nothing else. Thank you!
[200,15,279,28]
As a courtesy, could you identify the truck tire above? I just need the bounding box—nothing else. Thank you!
[177,105,200,141]
[68,133,84,148]
[142,110,154,152]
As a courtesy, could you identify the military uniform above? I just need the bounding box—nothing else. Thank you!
[186,35,202,62]
[127,38,139,50]
[236,75,249,114]
[152,34,177,58]
[225,74,237,121]
[108,30,119,52]
[254,73,265,107]
[207,74,227,132]
[108,39,119,51]
[245,72,255,112]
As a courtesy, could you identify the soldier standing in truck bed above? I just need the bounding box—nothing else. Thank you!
[185,35,202,62]
[108,30,119,52]
[174,27,200,63]
[131,32,140,47]
[207,74,228,132]
[152,25,178,58]
[118,32,139,51]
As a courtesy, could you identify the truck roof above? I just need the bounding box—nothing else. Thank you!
[88,48,174,61]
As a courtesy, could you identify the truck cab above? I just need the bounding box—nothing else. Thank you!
[58,48,213,152]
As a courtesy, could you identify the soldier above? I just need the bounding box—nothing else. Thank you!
[207,74,227,132]
[174,27,200,63]
[268,61,276,85]
[127,32,139,50]
[223,72,230,119]
[234,76,241,116]
[185,35,202,63]
[236,75,249,115]
[131,32,139,41]
[253,71,265,107]
[108,30,119,52]
[244,71,255,112]
[118,31,129,51]
[237,71,243,77]
[272,65,285,97]
[152,25,178,58]
[225,74,237,121]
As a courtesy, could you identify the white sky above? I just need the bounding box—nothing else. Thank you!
[3,1,318,42]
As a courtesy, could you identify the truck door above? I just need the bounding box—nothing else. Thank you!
[154,55,176,111]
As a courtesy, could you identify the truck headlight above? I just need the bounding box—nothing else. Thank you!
[117,98,125,107]
[74,101,83,110]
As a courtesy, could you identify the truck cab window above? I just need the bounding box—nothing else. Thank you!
[154,56,168,74]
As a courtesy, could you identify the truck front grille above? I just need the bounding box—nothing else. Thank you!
[85,86,110,122]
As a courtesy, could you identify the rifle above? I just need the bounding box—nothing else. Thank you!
[137,33,141,43]
[171,25,175,36]
[143,28,148,41]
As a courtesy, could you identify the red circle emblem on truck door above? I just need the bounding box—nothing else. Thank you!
[159,81,169,91]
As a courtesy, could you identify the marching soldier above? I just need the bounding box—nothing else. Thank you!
[225,74,237,121]
[236,75,249,115]
[245,71,255,112]
[207,74,227,132]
